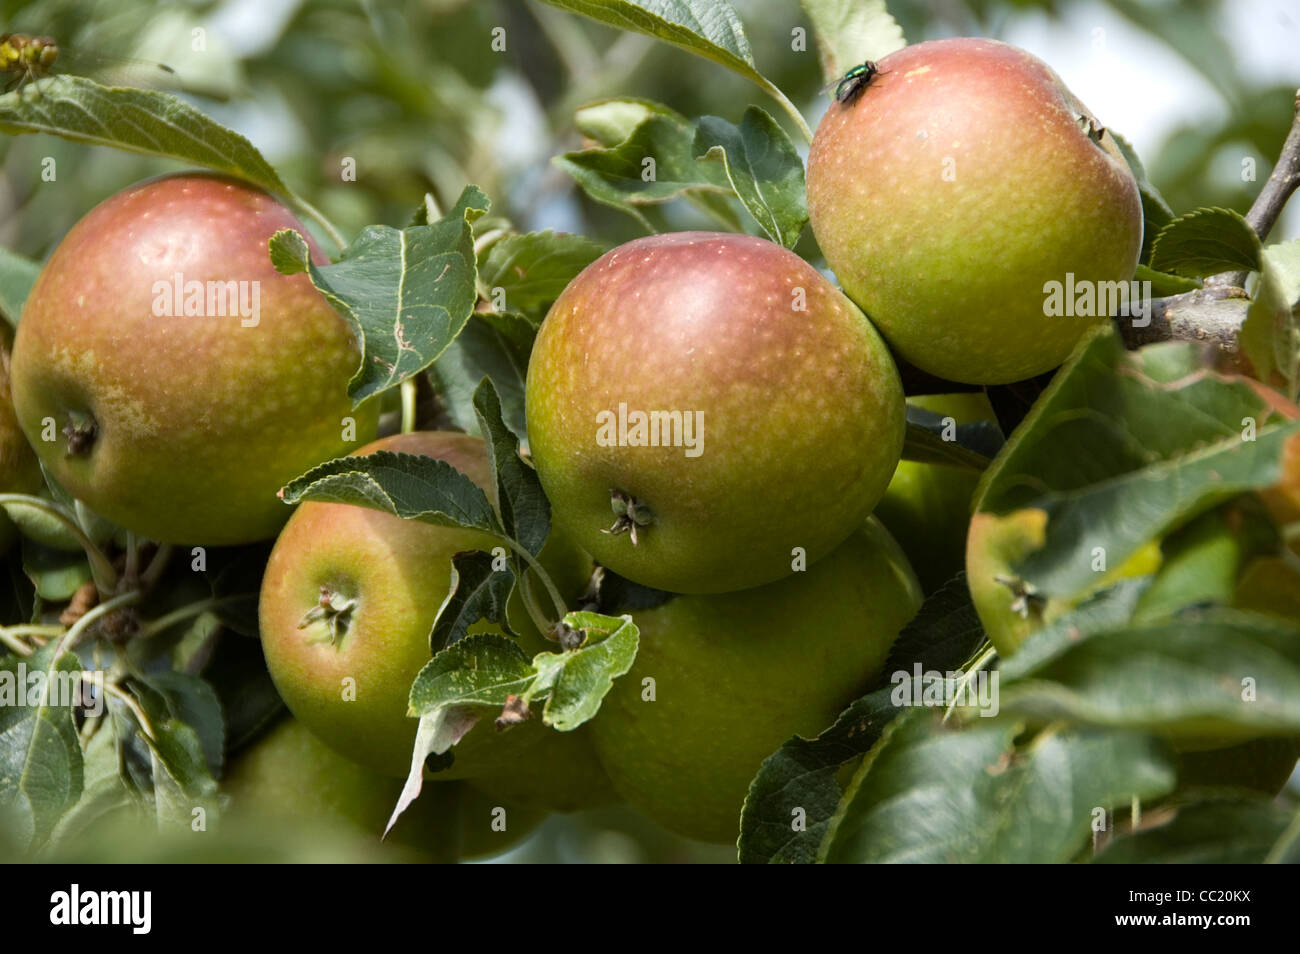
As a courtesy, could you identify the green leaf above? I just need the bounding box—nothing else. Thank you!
[280,449,502,537]
[524,612,639,730]
[141,671,225,779]
[879,572,989,678]
[473,378,550,556]
[556,108,736,230]
[999,579,1151,681]
[477,231,605,321]
[1133,263,1201,297]
[1149,207,1262,278]
[270,184,490,405]
[0,644,86,851]
[999,609,1300,742]
[1094,798,1298,864]
[693,106,807,248]
[738,685,898,864]
[739,574,986,864]
[203,633,285,755]
[901,404,1004,468]
[574,98,672,146]
[1110,130,1175,263]
[0,245,41,326]
[427,312,534,441]
[0,75,287,196]
[20,538,91,601]
[129,682,219,829]
[820,712,1176,863]
[430,550,517,652]
[977,327,1300,600]
[45,719,136,855]
[536,0,761,86]
[799,0,905,86]
[1240,239,1300,400]
[409,632,537,720]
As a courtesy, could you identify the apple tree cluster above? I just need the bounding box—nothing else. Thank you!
[0,0,1299,865]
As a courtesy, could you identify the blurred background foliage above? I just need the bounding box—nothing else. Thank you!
[2,0,1297,261]
[1,0,1296,862]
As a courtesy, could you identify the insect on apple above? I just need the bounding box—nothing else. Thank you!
[833,60,880,105]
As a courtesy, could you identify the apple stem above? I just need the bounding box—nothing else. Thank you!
[289,192,348,255]
[761,80,814,145]
[498,536,569,624]
[516,571,556,637]
[400,379,418,434]
[135,596,232,640]
[139,543,174,588]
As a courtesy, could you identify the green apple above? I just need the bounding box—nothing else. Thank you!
[525,231,905,595]
[807,38,1142,385]
[0,332,42,553]
[873,392,994,591]
[260,429,593,779]
[9,173,377,545]
[589,517,921,844]
[469,724,619,814]
[223,716,544,861]
[966,508,1163,657]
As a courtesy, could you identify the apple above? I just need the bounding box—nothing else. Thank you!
[9,173,378,546]
[966,508,1162,657]
[525,231,905,594]
[259,429,594,779]
[223,716,544,861]
[872,392,994,591]
[588,517,922,844]
[807,38,1143,385]
[0,332,42,553]
[468,724,619,814]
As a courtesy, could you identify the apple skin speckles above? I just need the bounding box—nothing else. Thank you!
[525,231,905,594]
[807,38,1142,385]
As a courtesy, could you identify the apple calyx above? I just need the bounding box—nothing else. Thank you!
[993,574,1045,620]
[1074,112,1106,144]
[297,585,357,646]
[604,489,654,545]
[62,413,97,456]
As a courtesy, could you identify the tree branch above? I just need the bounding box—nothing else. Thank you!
[1117,284,1250,359]
[1121,89,1300,352]
[1247,88,1300,243]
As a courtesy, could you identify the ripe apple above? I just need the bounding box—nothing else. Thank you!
[873,392,994,591]
[259,429,594,780]
[807,38,1142,385]
[9,173,377,545]
[525,231,905,594]
[223,716,544,860]
[0,333,42,553]
[588,517,921,844]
